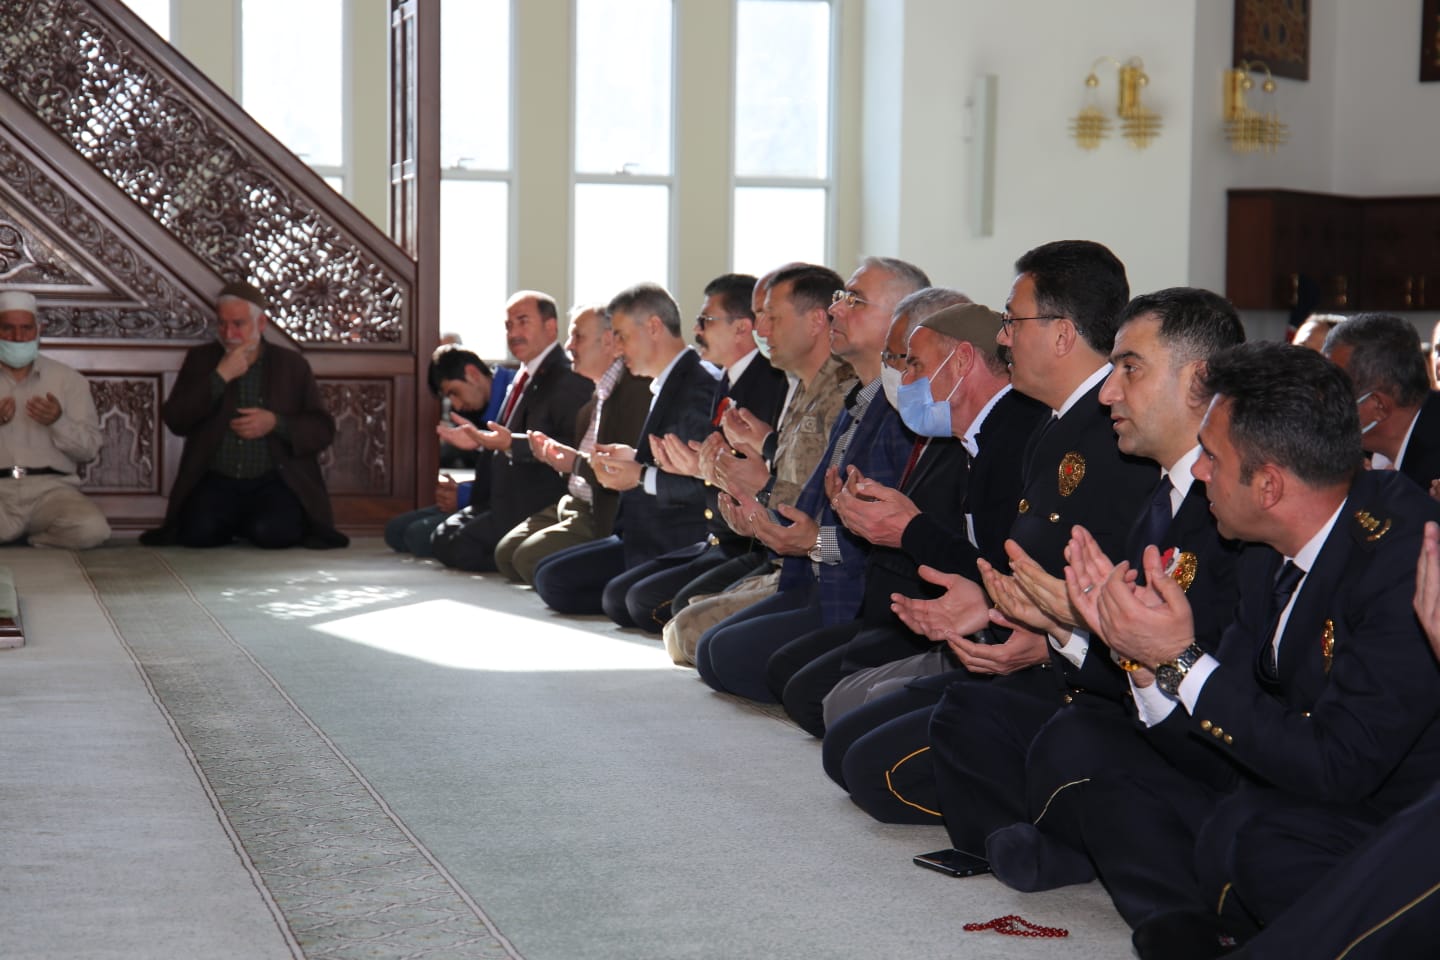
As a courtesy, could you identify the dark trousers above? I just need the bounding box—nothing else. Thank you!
[694,585,820,702]
[928,670,1061,853]
[607,542,757,633]
[774,623,925,737]
[672,551,774,615]
[384,505,448,556]
[1232,782,1440,960]
[176,470,306,549]
[532,535,625,617]
[430,505,506,572]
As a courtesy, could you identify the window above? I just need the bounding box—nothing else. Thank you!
[240,0,346,188]
[440,0,512,357]
[732,0,834,274]
[571,0,674,307]
[125,0,171,41]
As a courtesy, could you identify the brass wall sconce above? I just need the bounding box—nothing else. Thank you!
[1224,61,1289,153]
[1069,56,1162,150]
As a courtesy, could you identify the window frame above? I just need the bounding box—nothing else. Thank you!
[729,0,840,272]
[568,0,680,306]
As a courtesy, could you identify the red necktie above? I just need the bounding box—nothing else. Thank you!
[712,395,733,427]
[898,438,929,489]
[499,368,529,425]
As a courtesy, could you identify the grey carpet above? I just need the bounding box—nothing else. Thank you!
[8,540,1134,959]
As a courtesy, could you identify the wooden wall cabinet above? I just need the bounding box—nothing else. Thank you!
[1226,190,1440,312]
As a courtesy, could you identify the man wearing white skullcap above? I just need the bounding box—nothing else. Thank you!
[0,290,109,548]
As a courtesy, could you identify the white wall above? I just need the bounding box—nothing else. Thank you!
[861,0,1201,311]
[1334,0,1440,195]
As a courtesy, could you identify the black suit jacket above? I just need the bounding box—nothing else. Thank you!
[901,387,1051,579]
[488,346,594,536]
[1160,468,1440,817]
[1397,392,1440,492]
[704,352,791,551]
[858,436,969,621]
[570,367,653,536]
[615,349,720,566]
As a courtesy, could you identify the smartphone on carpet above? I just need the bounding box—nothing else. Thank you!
[912,848,992,877]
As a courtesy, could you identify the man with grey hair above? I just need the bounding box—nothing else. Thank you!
[142,281,346,548]
[0,290,108,549]
[1323,312,1440,493]
[532,282,720,617]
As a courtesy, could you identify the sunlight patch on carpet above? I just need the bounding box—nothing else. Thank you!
[313,599,673,672]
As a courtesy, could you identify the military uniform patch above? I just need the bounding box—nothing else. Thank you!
[1321,618,1335,673]
[1058,452,1086,496]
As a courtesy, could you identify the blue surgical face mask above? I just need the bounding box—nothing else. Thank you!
[0,337,39,370]
[753,330,772,360]
[896,349,962,438]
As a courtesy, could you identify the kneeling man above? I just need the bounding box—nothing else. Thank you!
[0,291,109,548]
[142,282,347,549]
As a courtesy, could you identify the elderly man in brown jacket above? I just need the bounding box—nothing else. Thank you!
[141,281,346,549]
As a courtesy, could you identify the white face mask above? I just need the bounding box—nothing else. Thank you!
[1357,391,1379,435]
[880,365,904,410]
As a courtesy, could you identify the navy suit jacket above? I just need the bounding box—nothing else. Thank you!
[1010,377,1159,578]
[1159,468,1440,817]
[615,349,720,566]
[1397,392,1440,493]
[1066,476,1246,703]
[779,392,915,626]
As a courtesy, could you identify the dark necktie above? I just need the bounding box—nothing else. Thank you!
[898,438,929,490]
[1258,560,1305,684]
[499,368,529,426]
[1138,476,1175,552]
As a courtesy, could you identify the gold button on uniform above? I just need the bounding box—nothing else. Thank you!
[1224,734,1234,745]
[1018,499,1030,514]
[704,509,714,520]
[1048,512,1061,523]
[1200,720,1213,731]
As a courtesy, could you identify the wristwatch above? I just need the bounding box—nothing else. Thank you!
[1154,643,1205,696]
[807,530,824,563]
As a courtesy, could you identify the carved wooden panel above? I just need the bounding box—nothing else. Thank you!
[0,140,212,337]
[0,0,408,344]
[78,374,158,492]
[319,380,391,496]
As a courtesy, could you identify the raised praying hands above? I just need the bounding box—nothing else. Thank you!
[831,466,919,549]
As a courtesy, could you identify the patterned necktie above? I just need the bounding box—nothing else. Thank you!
[499,368,529,426]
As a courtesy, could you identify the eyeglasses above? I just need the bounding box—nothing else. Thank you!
[999,314,1062,334]
[831,290,869,309]
[880,350,908,369]
[695,314,733,329]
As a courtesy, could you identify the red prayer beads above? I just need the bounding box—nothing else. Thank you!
[963,914,1070,939]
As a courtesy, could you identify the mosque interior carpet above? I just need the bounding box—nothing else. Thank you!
[2,539,1133,959]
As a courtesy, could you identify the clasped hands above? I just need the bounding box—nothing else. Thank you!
[0,393,62,427]
[888,528,1194,679]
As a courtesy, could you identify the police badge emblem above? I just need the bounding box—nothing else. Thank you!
[1162,547,1198,592]
[1058,452,1086,497]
